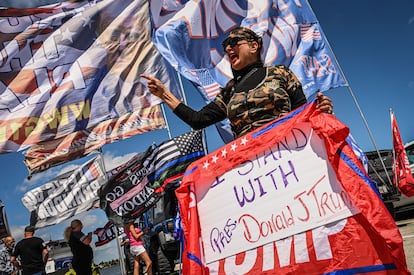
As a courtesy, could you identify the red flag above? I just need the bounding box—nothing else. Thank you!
[176,102,410,274]
[391,110,414,197]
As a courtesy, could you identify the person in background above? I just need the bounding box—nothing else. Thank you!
[0,235,17,275]
[124,221,153,275]
[10,226,48,275]
[64,219,93,275]
[142,27,333,139]
[120,236,134,275]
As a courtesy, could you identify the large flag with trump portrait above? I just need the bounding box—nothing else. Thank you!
[0,0,179,154]
[175,101,410,274]
[149,0,347,143]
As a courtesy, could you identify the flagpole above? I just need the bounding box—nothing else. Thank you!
[97,150,127,275]
[176,71,189,105]
[306,0,393,186]
[390,109,397,189]
[160,71,190,141]
[160,104,173,140]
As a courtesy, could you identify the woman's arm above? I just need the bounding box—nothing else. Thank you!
[128,224,146,241]
[142,74,227,128]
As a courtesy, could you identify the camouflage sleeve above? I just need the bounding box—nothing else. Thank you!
[0,248,14,273]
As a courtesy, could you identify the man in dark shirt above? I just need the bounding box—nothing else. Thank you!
[10,226,48,275]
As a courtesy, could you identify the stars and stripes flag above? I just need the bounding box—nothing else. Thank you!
[22,156,106,229]
[176,102,409,274]
[99,130,207,226]
[391,109,414,197]
[0,0,180,156]
[149,0,347,143]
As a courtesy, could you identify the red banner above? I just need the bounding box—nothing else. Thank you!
[176,102,410,274]
[391,110,414,197]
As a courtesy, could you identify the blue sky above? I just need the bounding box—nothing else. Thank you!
[0,0,413,263]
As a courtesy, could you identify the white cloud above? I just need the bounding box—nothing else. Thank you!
[409,16,414,24]
[102,151,136,171]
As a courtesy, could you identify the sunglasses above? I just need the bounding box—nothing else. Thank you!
[221,36,251,50]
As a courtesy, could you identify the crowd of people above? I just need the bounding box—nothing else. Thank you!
[0,226,48,275]
[0,218,152,275]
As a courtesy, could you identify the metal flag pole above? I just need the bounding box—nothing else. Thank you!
[160,104,173,140]
[306,0,393,186]
[97,149,127,275]
[176,70,189,105]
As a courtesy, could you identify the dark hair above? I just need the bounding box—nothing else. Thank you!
[24,225,35,233]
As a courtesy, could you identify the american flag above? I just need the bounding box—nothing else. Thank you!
[300,23,322,42]
[82,159,103,182]
[187,69,221,100]
[148,130,206,189]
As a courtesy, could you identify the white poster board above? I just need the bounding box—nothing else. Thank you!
[196,123,360,264]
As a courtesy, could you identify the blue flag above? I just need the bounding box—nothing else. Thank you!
[149,0,347,142]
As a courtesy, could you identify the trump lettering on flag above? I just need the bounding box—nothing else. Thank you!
[0,0,179,154]
[22,156,105,228]
[150,0,347,143]
[176,101,410,274]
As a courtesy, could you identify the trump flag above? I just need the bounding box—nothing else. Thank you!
[22,156,105,228]
[176,102,409,274]
[0,0,180,154]
[149,0,347,143]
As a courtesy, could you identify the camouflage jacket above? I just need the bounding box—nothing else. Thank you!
[214,65,305,138]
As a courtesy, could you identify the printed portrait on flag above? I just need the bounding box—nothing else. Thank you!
[21,156,105,228]
[0,0,180,153]
[176,102,410,274]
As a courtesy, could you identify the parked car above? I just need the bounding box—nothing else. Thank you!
[365,143,414,217]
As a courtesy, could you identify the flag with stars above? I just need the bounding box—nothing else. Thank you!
[99,130,206,226]
[0,0,180,154]
[150,0,347,144]
[175,102,409,274]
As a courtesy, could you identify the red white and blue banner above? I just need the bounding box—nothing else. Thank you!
[0,0,180,153]
[23,107,165,176]
[149,0,347,143]
[391,109,414,197]
[22,156,105,228]
[176,102,409,274]
[93,221,123,247]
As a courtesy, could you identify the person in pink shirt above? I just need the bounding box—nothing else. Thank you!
[123,221,152,275]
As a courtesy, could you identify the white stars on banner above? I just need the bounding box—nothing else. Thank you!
[202,135,250,170]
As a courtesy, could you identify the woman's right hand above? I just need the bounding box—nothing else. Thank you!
[141,74,167,99]
[141,74,181,110]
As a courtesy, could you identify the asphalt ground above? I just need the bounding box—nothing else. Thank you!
[396,211,414,273]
